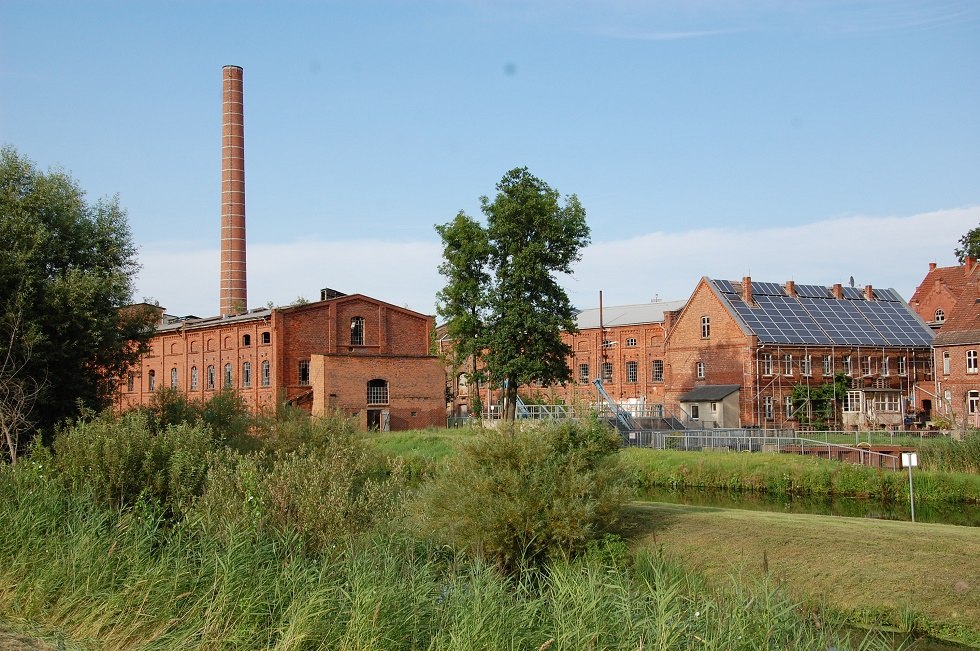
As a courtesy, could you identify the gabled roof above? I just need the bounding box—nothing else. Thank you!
[575,300,687,330]
[679,385,740,402]
[934,273,980,346]
[707,278,933,348]
[909,262,976,318]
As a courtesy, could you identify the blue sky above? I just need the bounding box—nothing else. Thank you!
[2,0,978,316]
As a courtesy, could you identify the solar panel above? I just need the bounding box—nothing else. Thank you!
[753,282,786,296]
[796,284,831,299]
[854,300,934,347]
[842,286,864,300]
[872,288,902,303]
[713,279,737,294]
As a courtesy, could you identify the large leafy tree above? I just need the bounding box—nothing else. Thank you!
[0,147,155,447]
[436,167,590,421]
[955,225,980,263]
[435,211,491,415]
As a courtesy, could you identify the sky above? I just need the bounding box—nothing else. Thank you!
[2,0,978,317]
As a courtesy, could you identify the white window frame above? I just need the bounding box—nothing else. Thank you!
[935,308,945,324]
[784,395,794,419]
[261,360,271,387]
[898,356,907,376]
[762,353,773,376]
[843,355,852,376]
[967,350,978,374]
[171,367,178,389]
[701,316,710,339]
[764,396,773,420]
[578,363,590,384]
[652,360,664,382]
[299,360,311,385]
[190,366,199,390]
[822,355,833,377]
[783,354,793,377]
[601,362,613,382]
[696,361,705,379]
[801,355,812,377]
[242,362,251,388]
[626,337,637,348]
[626,360,638,383]
[943,351,951,375]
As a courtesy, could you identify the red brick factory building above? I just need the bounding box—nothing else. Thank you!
[116,66,444,430]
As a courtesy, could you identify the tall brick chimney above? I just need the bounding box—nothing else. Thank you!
[864,284,875,300]
[785,280,797,298]
[832,283,843,299]
[966,256,976,275]
[220,65,247,317]
[742,276,754,306]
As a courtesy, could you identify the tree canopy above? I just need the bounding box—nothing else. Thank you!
[955,225,980,263]
[0,146,155,449]
[435,167,590,420]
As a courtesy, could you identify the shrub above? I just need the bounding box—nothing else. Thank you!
[414,418,629,574]
[41,410,216,513]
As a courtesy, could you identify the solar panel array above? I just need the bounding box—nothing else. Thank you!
[712,279,933,347]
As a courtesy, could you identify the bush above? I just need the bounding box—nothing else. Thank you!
[414,419,629,574]
[191,416,404,552]
[41,410,217,513]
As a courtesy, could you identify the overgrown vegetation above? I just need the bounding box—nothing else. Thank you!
[790,373,850,430]
[0,410,903,650]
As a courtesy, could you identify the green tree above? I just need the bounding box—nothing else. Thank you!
[791,373,851,430]
[435,211,491,416]
[0,147,155,443]
[955,225,980,263]
[435,167,590,421]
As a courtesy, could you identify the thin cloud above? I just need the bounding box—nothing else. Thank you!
[135,206,980,320]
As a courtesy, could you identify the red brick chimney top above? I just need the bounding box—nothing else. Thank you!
[832,283,843,299]
[966,256,976,275]
[929,262,937,272]
[742,276,753,306]
[785,280,796,298]
[864,284,874,300]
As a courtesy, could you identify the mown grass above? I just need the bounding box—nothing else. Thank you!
[626,501,980,647]
[619,448,980,503]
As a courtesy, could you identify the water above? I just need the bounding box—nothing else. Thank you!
[637,486,980,527]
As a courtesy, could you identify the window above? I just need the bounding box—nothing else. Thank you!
[701,316,710,339]
[207,365,215,390]
[171,368,178,388]
[968,350,978,374]
[822,355,833,377]
[243,334,251,347]
[148,370,156,392]
[261,360,270,387]
[224,363,233,389]
[457,374,468,389]
[882,357,890,377]
[367,378,388,404]
[351,316,364,346]
[126,372,134,392]
[206,338,214,352]
[242,362,251,388]
[762,353,773,376]
[191,366,199,390]
[626,337,637,348]
[935,308,945,324]
[601,362,613,382]
[626,361,638,383]
[783,354,793,376]
[843,390,862,413]
[652,360,664,382]
[969,391,979,415]
[690,404,700,420]
[861,356,872,377]
[578,363,589,384]
[801,355,812,377]
[785,395,794,419]
[898,356,907,376]
[764,396,773,420]
[298,360,310,385]
[696,361,705,379]
[943,351,951,375]
[843,355,852,376]
[872,393,900,413]
[261,331,271,345]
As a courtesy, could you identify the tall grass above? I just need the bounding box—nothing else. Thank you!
[620,448,980,503]
[0,465,886,650]
[916,431,980,474]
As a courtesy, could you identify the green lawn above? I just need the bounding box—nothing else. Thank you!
[624,501,980,646]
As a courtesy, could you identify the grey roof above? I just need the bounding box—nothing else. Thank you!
[678,385,740,402]
[709,279,933,348]
[155,307,273,333]
[575,300,687,329]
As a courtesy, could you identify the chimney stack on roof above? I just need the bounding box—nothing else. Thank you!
[832,283,843,300]
[864,284,874,301]
[785,280,797,298]
[966,256,976,275]
[742,276,753,306]
[929,262,937,272]
[220,65,247,317]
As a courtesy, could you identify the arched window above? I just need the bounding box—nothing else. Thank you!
[207,365,215,390]
[351,316,365,346]
[261,331,271,345]
[206,339,214,352]
[224,363,233,389]
[935,308,945,323]
[457,373,468,389]
[190,341,198,353]
[148,370,156,392]
[261,360,271,387]
[191,366,199,390]
[367,378,388,405]
[701,316,710,339]
[171,368,178,388]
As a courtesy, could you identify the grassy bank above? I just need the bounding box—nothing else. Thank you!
[619,448,980,503]
[625,502,980,647]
